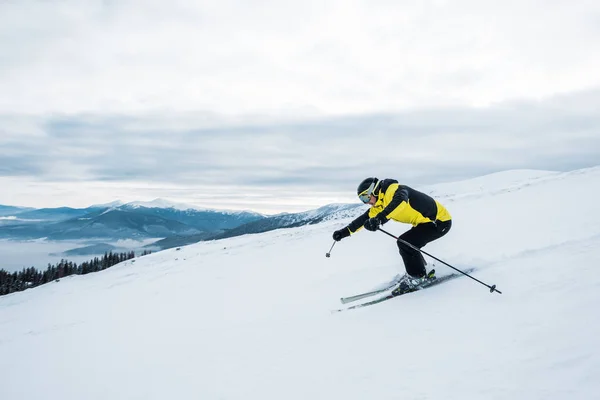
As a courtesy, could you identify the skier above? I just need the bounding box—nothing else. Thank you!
[332,177,452,294]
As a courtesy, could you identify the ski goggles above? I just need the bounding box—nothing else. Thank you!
[358,182,377,203]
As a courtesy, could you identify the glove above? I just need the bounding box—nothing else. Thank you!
[332,228,350,241]
[364,216,384,231]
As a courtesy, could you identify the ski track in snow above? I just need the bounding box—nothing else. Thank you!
[1,167,600,400]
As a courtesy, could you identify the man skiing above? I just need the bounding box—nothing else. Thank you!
[332,177,452,294]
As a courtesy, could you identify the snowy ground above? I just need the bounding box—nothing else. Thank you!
[1,167,599,400]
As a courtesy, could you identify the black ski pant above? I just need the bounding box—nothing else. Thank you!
[397,220,452,278]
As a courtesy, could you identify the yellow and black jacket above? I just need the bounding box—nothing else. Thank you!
[347,179,451,234]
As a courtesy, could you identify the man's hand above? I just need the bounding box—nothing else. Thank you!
[364,217,382,231]
[332,228,350,241]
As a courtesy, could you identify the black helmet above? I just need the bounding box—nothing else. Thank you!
[357,177,379,203]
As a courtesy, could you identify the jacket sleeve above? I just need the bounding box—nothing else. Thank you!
[378,185,409,220]
[347,209,370,233]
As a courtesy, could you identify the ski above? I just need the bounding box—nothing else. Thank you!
[340,269,436,304]
[340,283,398,304]
[332,269,474,313]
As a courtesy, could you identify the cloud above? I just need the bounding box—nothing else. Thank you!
[1,0,599,115]
[1,89,599,212]
[1,1,599,212]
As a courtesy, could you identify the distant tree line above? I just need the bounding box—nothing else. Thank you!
[0,250,152,296]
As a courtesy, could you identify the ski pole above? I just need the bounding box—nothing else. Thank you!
[325,241,336,258]
[378,227,502,294]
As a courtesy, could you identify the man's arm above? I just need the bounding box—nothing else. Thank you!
[347,209,371,233]
[378,185,409,221]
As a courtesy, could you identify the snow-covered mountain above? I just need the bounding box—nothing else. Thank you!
[1,166,599,399]
[0,201,265,240]
[0,205,35,217]
[150,203,362,250]
[122,198,214,212]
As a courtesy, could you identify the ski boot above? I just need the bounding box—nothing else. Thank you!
[391,269,436,296]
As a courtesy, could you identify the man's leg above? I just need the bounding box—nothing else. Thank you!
[397,220,452,277]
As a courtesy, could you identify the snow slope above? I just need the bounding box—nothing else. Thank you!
[1,167,599,400]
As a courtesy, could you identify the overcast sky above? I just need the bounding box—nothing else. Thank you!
[1,0,599,213]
